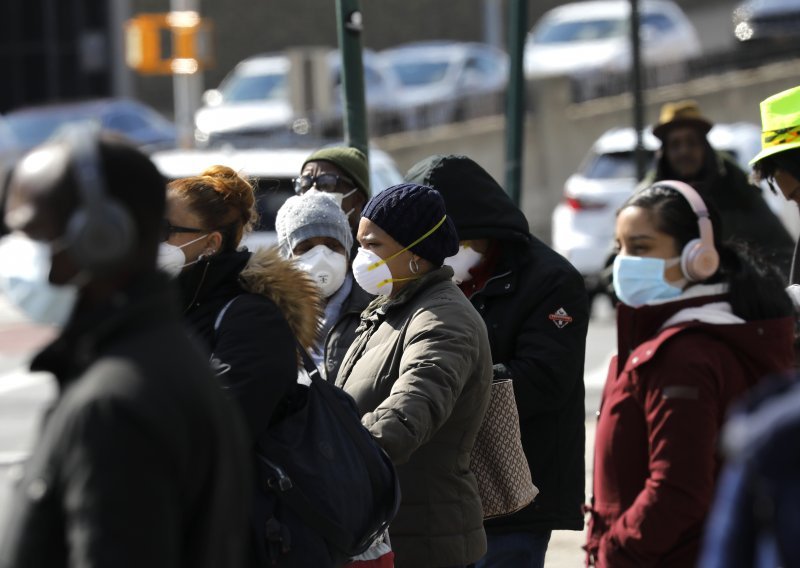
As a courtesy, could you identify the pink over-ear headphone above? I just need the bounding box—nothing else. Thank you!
[654,180,720,282]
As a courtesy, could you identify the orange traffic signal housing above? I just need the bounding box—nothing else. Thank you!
[125,12,214,75]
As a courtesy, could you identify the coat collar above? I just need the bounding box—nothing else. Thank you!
[616,284,729,360]
[31,272,179,386]
[358,266,454,332]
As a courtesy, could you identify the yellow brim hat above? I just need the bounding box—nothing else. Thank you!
[751,85,800,165]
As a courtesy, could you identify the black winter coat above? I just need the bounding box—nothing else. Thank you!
[178,248,329,567]
[405,154,590,532]
[178,250,297,437]
[0,273,252,568]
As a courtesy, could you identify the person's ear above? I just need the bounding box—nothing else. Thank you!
[205,231,223,255]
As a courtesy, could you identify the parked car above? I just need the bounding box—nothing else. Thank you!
[379,41,508,129]
[194,50,401,145]
[4,99,177,153]
[733,0,800,44]
[524,0,701,79]
[550,122,799,295]
[149,145,404,250]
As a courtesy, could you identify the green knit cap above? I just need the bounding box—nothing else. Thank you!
[302,146,370,199]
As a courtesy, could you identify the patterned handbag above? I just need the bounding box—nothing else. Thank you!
[469,378,539,519]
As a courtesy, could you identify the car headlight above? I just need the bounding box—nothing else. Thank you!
[734,21,755,41]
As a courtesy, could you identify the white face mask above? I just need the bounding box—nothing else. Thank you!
[444,243,484,284]
[157,234,209,277]
[352,247,397,296]
[0,233,80,327]
[295,244,348,298]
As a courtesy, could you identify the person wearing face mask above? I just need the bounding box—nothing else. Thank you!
[274,189,374,382]
[295,146,371,237]
[0,130,252,567]
[335,183,493,568]
[639,100,794,277]
[585,181,795,567]
[162,166,328,566]
[404,154,589,568]
[290,147,376,380]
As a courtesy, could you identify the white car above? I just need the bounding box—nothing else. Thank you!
[380,41,509,129]
[194,51,401,145]
[524,0,701,79]
[150,145,404,250]
[551,123,799,294]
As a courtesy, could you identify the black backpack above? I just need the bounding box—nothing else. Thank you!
[252,345,401,566]
[212,296,400,566]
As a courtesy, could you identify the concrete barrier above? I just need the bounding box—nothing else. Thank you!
[375,59,800,243]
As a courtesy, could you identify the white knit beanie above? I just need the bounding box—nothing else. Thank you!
[275,191,353,258]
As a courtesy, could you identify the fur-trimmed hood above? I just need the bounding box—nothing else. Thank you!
[239,247,323,351]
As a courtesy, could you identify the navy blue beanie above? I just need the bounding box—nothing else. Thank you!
[362,183,459,266]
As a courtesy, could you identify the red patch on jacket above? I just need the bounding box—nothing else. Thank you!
[548,307,573,328]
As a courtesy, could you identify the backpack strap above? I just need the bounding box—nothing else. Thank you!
[213,296,241,335]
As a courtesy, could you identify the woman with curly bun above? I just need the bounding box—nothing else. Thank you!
[160,166,327,566]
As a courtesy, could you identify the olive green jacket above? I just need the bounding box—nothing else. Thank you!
[336,266,492,568]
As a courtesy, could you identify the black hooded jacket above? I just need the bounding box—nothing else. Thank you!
[405,155,590,532]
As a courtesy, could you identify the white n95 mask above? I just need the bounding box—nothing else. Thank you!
[295,244,348,298]
[444,243,484,284]
[157,233,209,277]
[352,247,396,296]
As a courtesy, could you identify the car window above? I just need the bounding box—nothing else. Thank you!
[221,72,288,103]
[390,60,450,87]
[581,150,655,179]
[641,12,676,32]
[5,112,93,148]
[106,111,149,134]
[533,18,628,44]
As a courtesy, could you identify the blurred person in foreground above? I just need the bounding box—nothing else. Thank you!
[0,128,251,567]
[586,181,794,567]
[700,84,800,568]
[642,99,794,276]
[405,155,589,568]
[161,166,327,566]
[293,146,375,379]
[335,183,492,568]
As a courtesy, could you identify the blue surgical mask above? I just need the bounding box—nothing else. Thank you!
[613,255,685,308]
[0,233,80,327]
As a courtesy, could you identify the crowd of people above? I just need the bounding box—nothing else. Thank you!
[0,84,798,568]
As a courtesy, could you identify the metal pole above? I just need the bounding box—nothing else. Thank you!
[630,0,646,180]
[483,0,502,49]
[109,0,135,98]
[335,0,369,157]
[505,0,527,206]
[170,0,203,149]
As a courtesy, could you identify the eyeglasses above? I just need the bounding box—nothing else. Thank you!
[160,220,205,242]
[293,173,354,195]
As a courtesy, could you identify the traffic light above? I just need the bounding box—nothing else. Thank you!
[125,12,213,75]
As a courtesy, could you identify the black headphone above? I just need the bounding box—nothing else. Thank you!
[61,123,136,271]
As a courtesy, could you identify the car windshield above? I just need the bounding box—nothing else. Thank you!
[390,60,451,87]
[533,18,628,44]
[221,72,288,103]
[582,151,655,179]
[6,111,97,148]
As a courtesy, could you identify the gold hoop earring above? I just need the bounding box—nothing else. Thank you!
[409,257,420,274]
